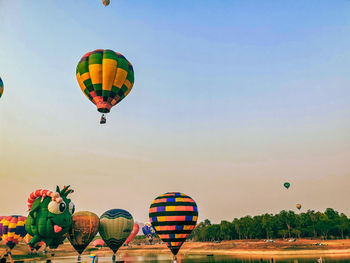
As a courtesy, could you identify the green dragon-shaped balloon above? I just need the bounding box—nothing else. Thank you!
[25,186,75,249]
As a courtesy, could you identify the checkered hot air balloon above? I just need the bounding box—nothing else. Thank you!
[76,49,134,124]
[0,216,27,250]
[0,77,4,99]
[149,192,198,261]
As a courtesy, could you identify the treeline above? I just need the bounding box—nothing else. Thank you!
[190,208,350,241]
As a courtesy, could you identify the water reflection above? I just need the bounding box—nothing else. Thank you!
[21,254,350,263]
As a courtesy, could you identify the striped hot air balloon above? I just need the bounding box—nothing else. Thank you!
[0,77,4,99]
[0,216,27,250]
[99,209,134,260]
[76,49,135,124]
[149,192,198,260]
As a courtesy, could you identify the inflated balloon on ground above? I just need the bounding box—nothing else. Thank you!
[0,215,27,250]
[68,211,100,259]
[25,186,75,249]
[125,223,139,246]
[99,209,134,259]
[142,222,156,244]
[149,192,198,260]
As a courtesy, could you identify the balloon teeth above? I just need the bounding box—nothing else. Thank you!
[54,225,62,233]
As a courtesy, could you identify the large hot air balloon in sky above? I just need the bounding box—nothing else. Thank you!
[102,0,110,6]
[284,182,290,189]
[0,216,27,250]
[99,209,134,261]
[25,186,75,249]
[76,49,135,124]
[125,223,139,246]
[149,192,198,261]
[0,77,3,99]
[142,222,156,244]
[296,204,302,210]
[68,211,100,261]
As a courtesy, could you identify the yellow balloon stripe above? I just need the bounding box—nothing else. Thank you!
[113,68,128,88]
[89,64,102,85]
[102,58,117,92]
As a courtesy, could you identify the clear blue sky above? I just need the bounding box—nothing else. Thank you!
[0,0,349,222]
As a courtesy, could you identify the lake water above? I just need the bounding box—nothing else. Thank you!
[27,254,350,263]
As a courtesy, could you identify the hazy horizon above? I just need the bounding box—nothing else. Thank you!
[0,0,349,224]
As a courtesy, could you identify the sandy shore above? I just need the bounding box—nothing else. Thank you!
[2,239,350,260]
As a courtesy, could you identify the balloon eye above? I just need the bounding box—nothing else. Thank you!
[48,201,66,214]
[59,202,66,212]
[69,202,75,214]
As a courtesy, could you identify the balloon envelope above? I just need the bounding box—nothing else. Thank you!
[76,49,134,115]
[99,209,134,254]
[125,223,139,245]
[0,216,5,240]
[142,222,156,244]
[296,204,302,210]
[284,182,290,189]
[68,211,100,255]
[102,0,110,6]
[0,77,3,98]
[0,216,27,250]
[92,238,105,247]
[149,192,198,256]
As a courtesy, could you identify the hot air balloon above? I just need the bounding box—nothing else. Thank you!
[25,186,75,249]
[0,216,27,250]
[0,77,3,99]
[125,223,139,246]
[149,192,198,261]
[102,0,110,6]
[99,209,134,261]
[142,222,156,245]
[296,204,302,210]
[0,216,5,240]
[76,49,135,124]
[92,238,105,247]
[284,182,290,189]
[68,211,100,261]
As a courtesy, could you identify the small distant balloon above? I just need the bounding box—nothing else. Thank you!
[142,222,156,244]
[0,77,4,99]
[149,192,198,260]
[102,0,110,6]
[284,182,290,189]
[296,204,302,210]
